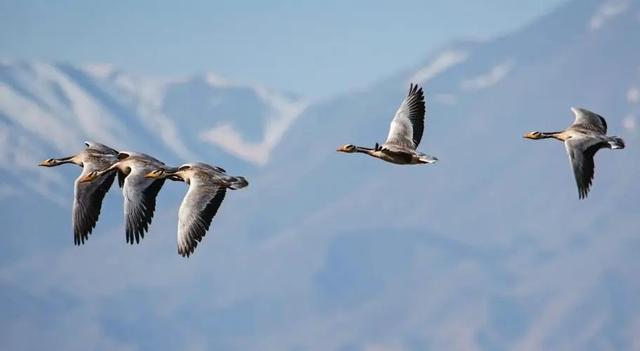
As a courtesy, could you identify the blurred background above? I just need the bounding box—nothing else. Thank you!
[1,0,639,350]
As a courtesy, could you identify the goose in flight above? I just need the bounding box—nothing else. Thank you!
[337,83,438,165]
[524,107,625,199]
[38,141,119,245]
[144,162,248,257]
[79,151,168,243]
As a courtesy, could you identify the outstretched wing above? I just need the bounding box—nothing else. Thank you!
[570,107,607,134]
[84,141,118,155]
[565,136,608,199]
[177,182,227,257]
[123,173,165,244]
[385,83,426,149]
[72,167,116,245]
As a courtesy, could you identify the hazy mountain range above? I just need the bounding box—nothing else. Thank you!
[1,0,639,350]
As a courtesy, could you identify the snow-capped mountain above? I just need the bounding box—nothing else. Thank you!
[0,59,308,218]
[1,0,639,350]
[0,60,307,166]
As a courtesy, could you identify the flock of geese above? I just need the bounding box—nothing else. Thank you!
[39,83,625,257]
[39,145,247,257]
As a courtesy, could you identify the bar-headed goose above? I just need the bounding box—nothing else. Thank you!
[337,83,438,165]
[38,141,119,245]
[524,107,625,199]
[144,162,248,257]
[79,151,168,243]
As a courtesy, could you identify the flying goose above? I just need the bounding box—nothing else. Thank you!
[144,162,248,257]
[38,141,119,245]
[79,151,168,243]
[337,83,438,165]
[524,107,625,199]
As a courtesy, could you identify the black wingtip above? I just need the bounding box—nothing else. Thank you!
[178,247,191,258]
[578,188,589,200]
[408,82,423,96]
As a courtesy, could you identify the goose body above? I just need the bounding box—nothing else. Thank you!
[38,141,119,244]
[79,151,168,243]
[337,84,438,165]
[144,162,248,257]
[524,107,625,199]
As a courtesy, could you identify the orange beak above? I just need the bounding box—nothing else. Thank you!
[78,173,96,183]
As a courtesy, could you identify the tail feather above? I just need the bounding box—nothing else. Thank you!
[226,176,249,190]
[418,154,438,164]
[608,136,625,150]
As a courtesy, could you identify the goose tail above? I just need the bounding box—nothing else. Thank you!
[608,136,625,150]
[226,176,249,190]
[418,154,439,164]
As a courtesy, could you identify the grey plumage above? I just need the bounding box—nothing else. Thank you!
[39,141,119,245]
[80,151,168,244]
[524,107,625,199]
[566,108,625,199]
[145,162,249,257]
[337,83,438,165]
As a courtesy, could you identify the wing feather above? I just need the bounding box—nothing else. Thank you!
[385,84,426,149]
[565,136,608,199]
[570,107,607,134]
[72,170,116,245]
[123,174,165,244]
[177,183,226,257]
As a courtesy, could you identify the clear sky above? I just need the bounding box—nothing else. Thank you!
[0,0,569,98]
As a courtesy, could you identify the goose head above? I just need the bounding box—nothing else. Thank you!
[336,144,357,153]
[523,131,543,140]
[38,158,59,167]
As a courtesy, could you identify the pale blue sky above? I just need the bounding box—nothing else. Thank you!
[0,0,569,97]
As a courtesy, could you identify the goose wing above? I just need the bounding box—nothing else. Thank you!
[570,107,607,134]
[117,171,126,188]
[384,84,426,149]
[84,141,118,155]
[122,172,165,244]
[72,166,116,245]
[177,181,226,257]
[565,136,608,199]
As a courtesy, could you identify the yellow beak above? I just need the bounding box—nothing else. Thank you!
[38,159,53,167]
[78,174,95,183]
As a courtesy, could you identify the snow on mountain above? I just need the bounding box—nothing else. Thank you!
[460,59,515,91]
[1,60,306,166]
[407,49,469,85]
[589,0,630,30]
[627,85,640,104]
[0,60,307,208]
[199,83,308,165]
